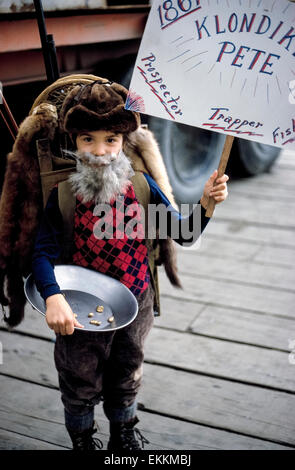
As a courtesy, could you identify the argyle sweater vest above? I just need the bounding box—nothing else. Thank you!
[72,184,150,296]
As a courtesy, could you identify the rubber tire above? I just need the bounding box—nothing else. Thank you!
[228,138,281,177]
[147,116,281,204]
[146,117,226,204]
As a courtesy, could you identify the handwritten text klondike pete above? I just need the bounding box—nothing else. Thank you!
[195,11,294,75]
[157,2,295,75]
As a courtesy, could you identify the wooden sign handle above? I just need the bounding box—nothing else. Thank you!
[205,135,234,218]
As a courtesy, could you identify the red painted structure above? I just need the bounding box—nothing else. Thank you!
[0,8,149,85]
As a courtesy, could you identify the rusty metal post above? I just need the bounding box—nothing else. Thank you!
[33,0,59,84]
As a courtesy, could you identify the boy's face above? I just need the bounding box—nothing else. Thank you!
[76,130,123,157]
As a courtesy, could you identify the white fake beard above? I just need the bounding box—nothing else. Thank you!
[65,148,135,204]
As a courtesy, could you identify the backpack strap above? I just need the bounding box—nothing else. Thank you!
[36,137,76,208]
[130,171,151,235]
[130,171,150,209]
[57,179,75,262]
[131,172,161,315]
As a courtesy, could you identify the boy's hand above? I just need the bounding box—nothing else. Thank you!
[200,170,229,210]
[45,293,84,335]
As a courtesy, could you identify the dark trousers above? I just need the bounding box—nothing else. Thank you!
[54,283,154,430]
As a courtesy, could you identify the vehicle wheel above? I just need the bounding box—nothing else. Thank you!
[228,139,281,177]
[146,117,226,204]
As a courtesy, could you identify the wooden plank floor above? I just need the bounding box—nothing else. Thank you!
[1,149,295,450]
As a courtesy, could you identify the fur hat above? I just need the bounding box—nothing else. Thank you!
[60,79,140,135]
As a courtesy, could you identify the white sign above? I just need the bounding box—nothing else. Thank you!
[126,0,295,150]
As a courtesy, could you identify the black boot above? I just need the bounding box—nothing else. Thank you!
[107,416,149,451]
[68,421,103,451]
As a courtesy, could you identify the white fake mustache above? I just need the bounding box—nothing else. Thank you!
[65,147,135,204]
[64,149,118,168]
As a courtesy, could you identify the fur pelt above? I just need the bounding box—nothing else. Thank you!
[124,127,182,289]
[0,100,181,327]
[0,103,58,326]
[124,126,177,208]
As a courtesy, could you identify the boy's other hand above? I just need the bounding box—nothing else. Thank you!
[45,293,84,335]
[200,170,229,210]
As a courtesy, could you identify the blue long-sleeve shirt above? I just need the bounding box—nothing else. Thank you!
[32,173,210,300]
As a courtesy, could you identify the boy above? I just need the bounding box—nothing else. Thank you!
[32,78,229,451]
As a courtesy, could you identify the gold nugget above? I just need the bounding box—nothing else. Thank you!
[88,312,94,318]
[96,305,104,313]
[108,316,114,323]
[89,320,101,326]
[73,313,78,318]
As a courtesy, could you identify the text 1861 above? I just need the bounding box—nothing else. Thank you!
[158,0,201,30]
